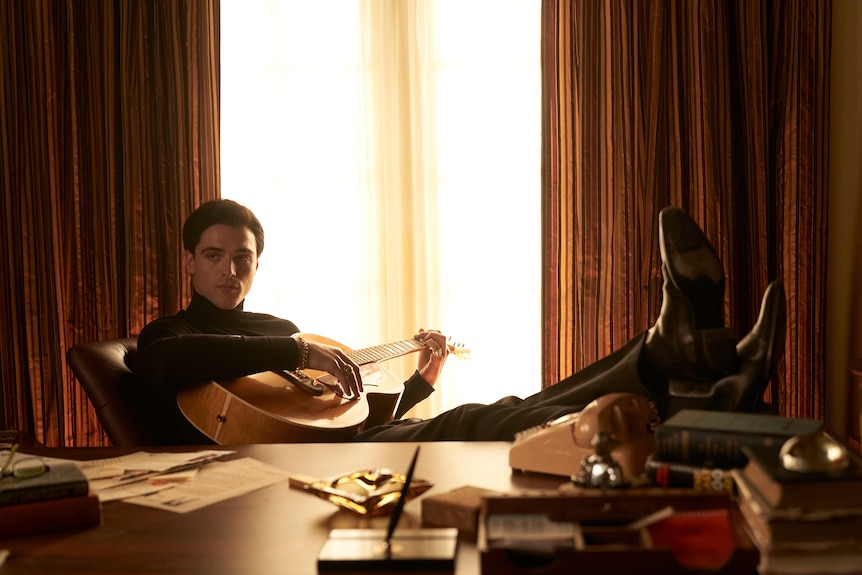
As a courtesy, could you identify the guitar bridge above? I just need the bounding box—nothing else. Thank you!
[279,370,326,396]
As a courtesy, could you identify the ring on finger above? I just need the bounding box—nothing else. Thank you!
[341,364,353,376]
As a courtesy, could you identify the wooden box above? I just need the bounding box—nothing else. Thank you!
[478,488,759,574]
[421,485,499,543]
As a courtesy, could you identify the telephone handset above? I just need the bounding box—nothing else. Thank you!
[508,393,658,480]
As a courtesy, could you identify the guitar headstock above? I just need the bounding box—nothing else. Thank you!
[446,338,471,360]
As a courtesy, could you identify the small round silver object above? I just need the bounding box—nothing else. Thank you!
[779,433,848,473]
[572,432,629,488]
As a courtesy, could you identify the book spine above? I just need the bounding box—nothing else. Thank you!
[645,459,736,493]
[654,426,790,469]
[0,493,101,539]
[0,480,90,507]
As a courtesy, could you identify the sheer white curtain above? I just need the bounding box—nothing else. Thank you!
[221,0,540,418]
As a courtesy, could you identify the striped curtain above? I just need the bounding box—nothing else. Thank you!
[541,0,831,420]
[0,0,220,446]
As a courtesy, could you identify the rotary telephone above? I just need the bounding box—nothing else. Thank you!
[509,393,658,481]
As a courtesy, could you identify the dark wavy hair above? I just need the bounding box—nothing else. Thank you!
[182,199,265,257]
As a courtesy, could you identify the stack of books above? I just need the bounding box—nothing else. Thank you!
[732,440,862,574]
[645,410,823,493]
[0,455,100,538]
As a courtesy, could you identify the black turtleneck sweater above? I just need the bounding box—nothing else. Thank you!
[137,292,434,444]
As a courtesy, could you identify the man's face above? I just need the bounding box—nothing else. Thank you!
[186,224,259,310]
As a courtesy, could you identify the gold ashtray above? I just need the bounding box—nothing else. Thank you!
[290,468,433,516]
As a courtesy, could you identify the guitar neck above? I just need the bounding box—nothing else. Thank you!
[347,339,427,366]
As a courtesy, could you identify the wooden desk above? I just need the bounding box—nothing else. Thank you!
[2,442,564,575]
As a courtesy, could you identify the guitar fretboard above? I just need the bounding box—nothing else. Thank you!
[347,339,427,365]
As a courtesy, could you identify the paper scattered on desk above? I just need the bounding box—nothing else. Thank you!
[76,450,235,501]
[20,450,289,511]
[151,467,200,483]
[122,457,292,513]
[77,450,232,477]
[486,514,578,546]
[96,479,177,503]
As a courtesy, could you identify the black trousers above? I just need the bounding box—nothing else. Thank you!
[352,332,656,442]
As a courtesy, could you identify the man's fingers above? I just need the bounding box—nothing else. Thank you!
[334,355,363,398]
[305,341,363,398]
[417,331,447,358]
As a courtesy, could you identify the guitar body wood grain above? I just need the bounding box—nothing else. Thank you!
[177,335,408,444]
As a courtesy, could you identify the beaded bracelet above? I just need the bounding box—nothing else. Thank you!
[295,336,310,370]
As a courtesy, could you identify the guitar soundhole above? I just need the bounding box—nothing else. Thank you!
[217,414,227,423]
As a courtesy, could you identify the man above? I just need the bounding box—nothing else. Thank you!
[138,199,785,445]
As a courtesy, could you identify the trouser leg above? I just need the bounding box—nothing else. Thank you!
[518,331,654,407]
[352,332,655,442]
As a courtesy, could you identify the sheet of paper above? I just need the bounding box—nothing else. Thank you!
[123,457,292,513]
[95,468,202,502]
[79,450,235,494]
[151,468,200,482]
[16,449,234,478]
[77,450,234,476]
[97,480,177,502]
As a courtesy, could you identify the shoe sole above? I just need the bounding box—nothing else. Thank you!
[659,207,725,330]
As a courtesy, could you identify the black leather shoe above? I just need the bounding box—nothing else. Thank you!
[644,207,738,383]
[711,280,786,412]
[657,207,726,330]
[664,280,786,414]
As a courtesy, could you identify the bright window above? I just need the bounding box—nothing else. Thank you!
[221,0,540,417]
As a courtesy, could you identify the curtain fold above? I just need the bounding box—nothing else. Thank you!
[541,0,831,420]
[358,0,443,415]
[0,0,220,446]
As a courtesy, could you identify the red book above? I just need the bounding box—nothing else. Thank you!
[0,492,101,539]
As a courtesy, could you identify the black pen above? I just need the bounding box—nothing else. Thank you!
[383,445,420,552]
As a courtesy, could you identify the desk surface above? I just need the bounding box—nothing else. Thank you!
[3,442,564,575]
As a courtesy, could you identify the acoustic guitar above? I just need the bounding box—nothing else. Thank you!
[177,333,469,445]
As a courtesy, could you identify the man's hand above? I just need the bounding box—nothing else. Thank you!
[301,339,363,398]
[414,329,450,387]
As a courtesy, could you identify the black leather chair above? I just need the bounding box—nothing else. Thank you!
[66,338,162,446]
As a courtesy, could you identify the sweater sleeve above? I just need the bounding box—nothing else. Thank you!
[137,317,301,400]
[394,370,435,418]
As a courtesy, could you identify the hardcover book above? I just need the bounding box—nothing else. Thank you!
[0,461,89,507]
[733,469,862,551]
[654,410,822,469]
[756,547,862,575]
[0,492,101,539]
[739,442,862,509]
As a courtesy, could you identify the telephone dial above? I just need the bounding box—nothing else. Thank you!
[509,393,658,483]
